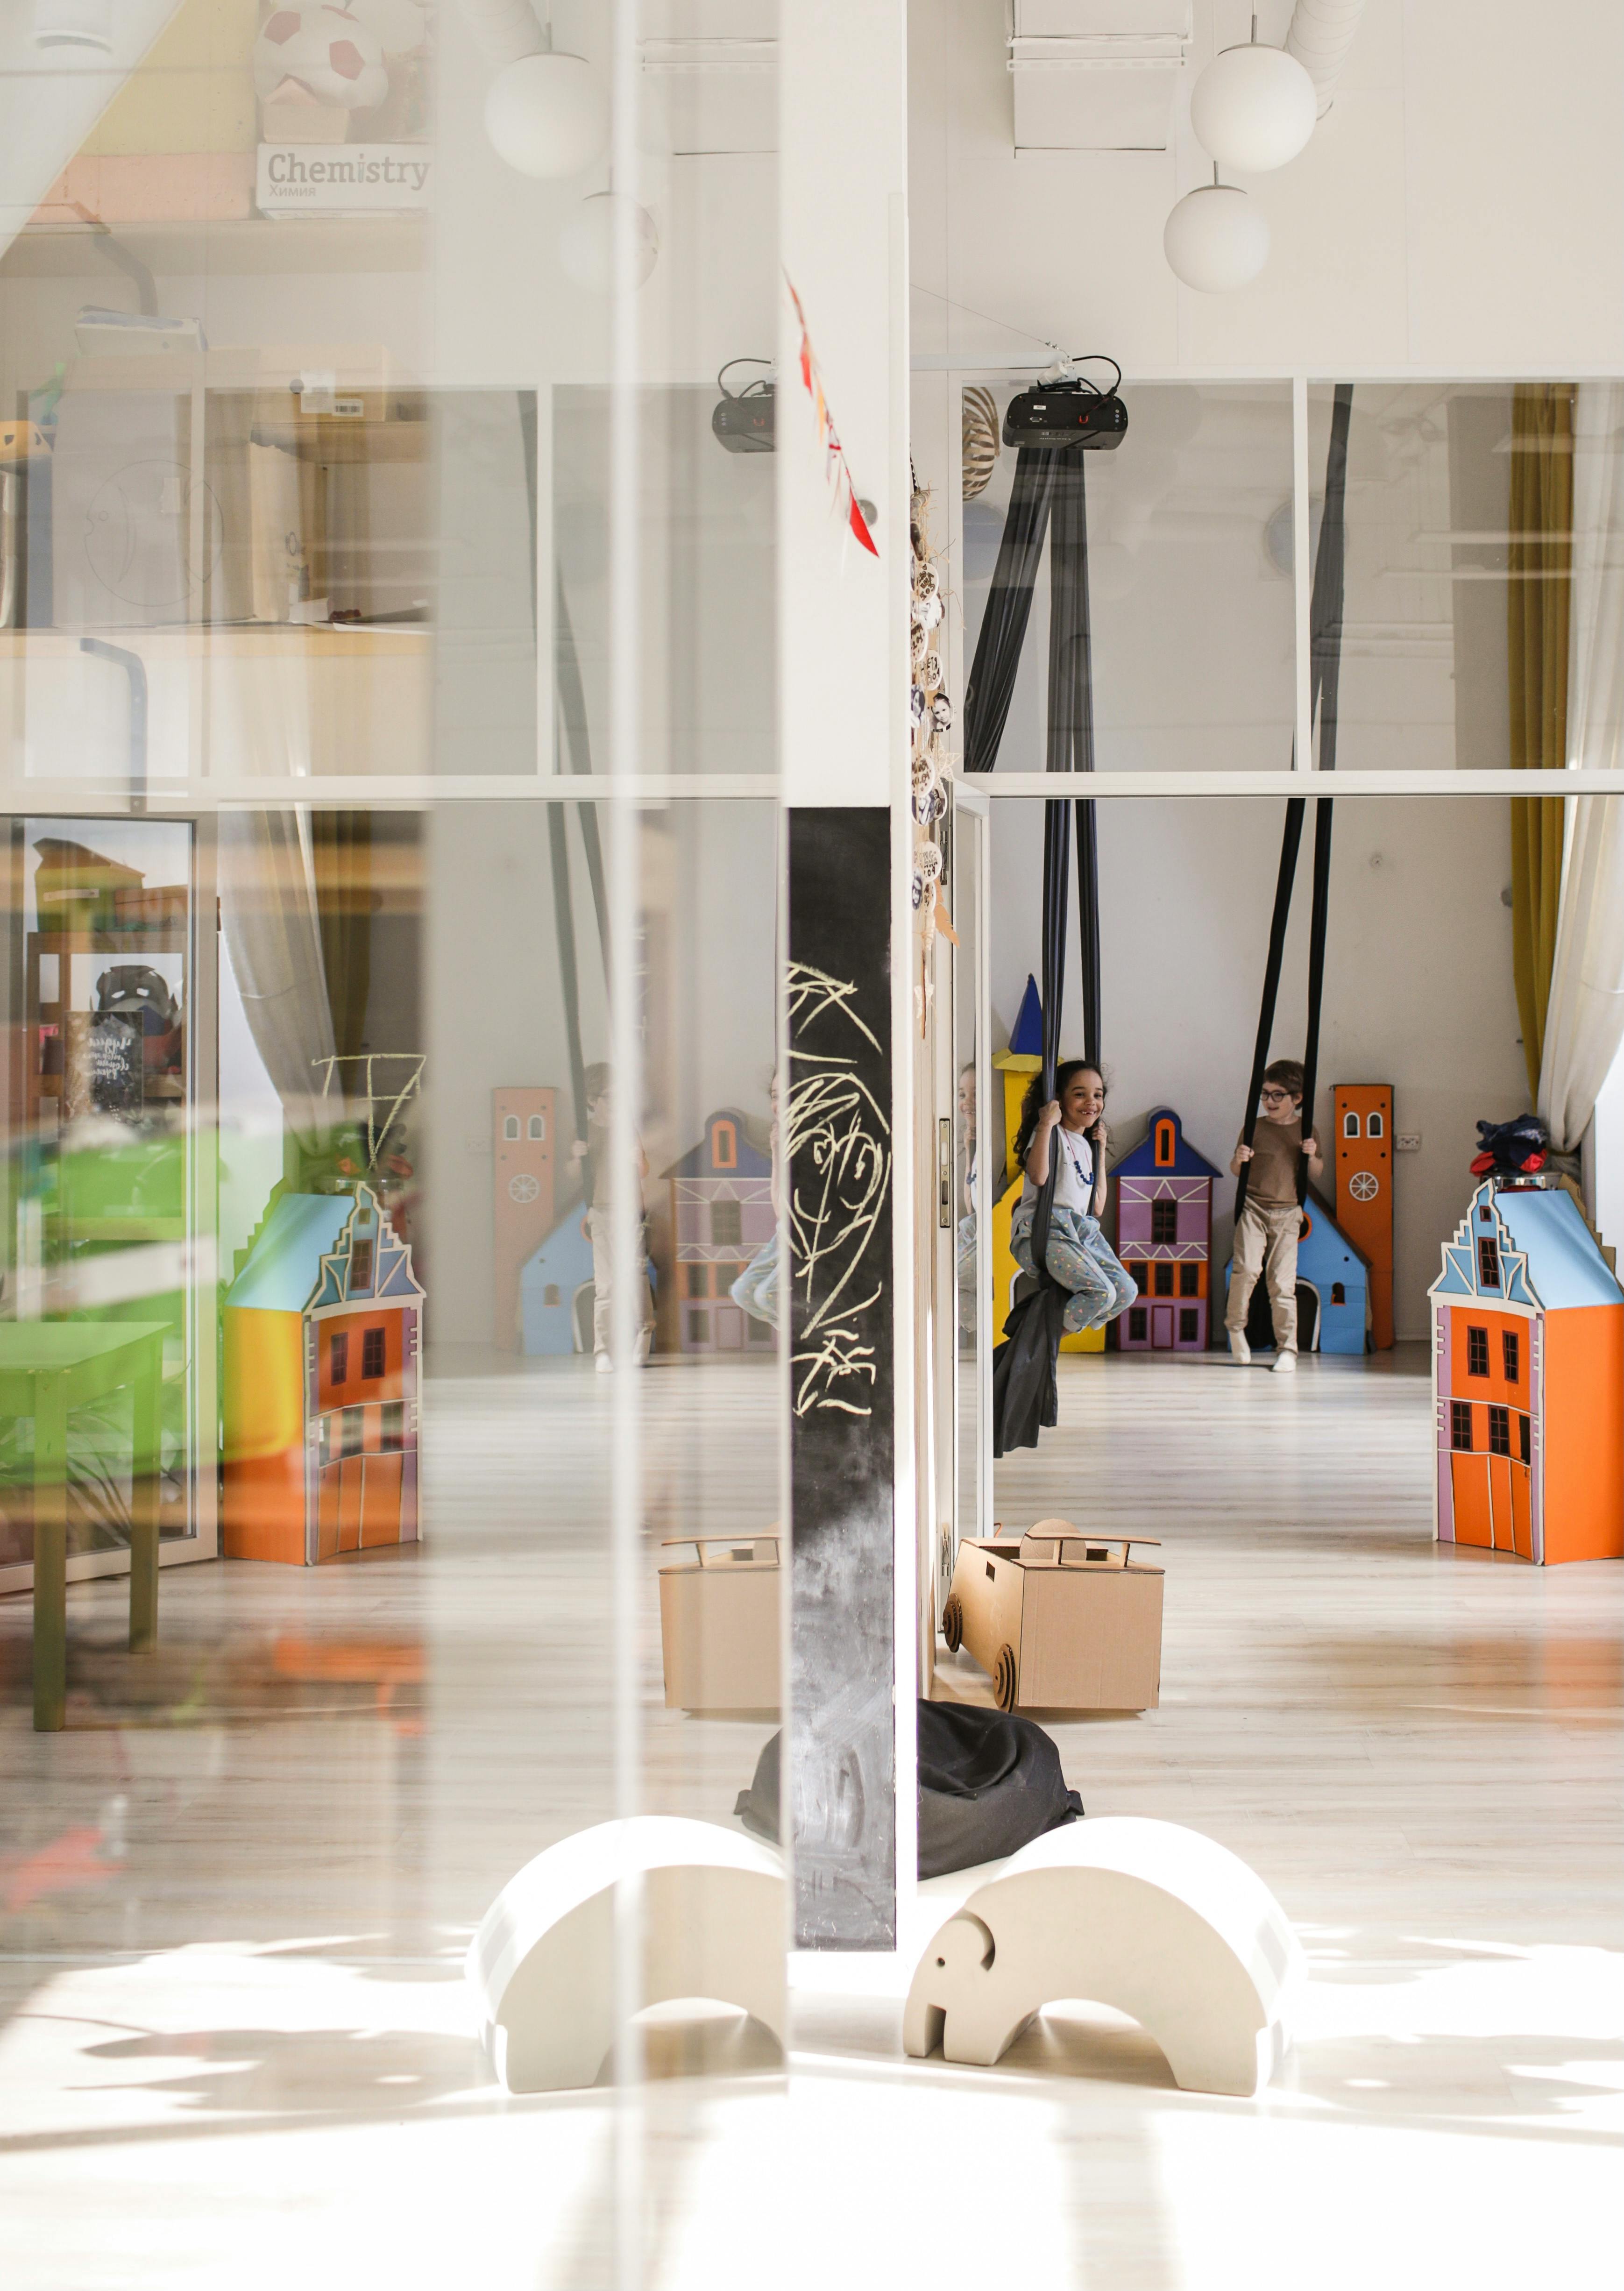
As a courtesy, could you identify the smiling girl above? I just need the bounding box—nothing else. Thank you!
[1009,1061,1137,1336]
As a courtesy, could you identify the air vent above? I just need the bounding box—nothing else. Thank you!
[1009,1,1192,153]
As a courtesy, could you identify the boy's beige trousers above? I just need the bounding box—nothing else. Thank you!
[1227,1201,1301,1352]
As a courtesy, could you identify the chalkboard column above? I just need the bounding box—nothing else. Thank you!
[780,0,913,1948]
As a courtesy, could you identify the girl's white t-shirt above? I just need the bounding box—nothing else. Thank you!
[1021,1125,1095,1214]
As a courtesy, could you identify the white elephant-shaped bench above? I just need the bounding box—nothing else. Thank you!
[468,1816,787,2092]
[904,1816,1304,2098]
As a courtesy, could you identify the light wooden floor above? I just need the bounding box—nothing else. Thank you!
[0,1346,1618,2289]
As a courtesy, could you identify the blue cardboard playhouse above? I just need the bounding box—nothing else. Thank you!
[519,1204,658,1356]
[1224,1186,1370,1355]
[519,1206,596,1355]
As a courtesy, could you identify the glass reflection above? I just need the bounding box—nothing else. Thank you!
[960,381,1296,774]
[2,817,195,1569]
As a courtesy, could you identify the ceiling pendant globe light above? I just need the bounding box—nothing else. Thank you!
[1190,14,1317,173]
[485,5,608,179]
[1163,169,1270,292]
[559,191,659,292]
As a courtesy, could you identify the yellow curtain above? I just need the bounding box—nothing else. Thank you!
[1507,383,1574,1100]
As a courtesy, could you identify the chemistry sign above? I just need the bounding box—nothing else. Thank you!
[257,143,432,215]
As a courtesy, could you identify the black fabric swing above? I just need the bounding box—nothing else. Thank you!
[1233,383,1355,1227]
[968,447,1102,1454]
[520,395,609,1189]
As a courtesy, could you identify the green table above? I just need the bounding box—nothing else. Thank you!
[0,1323,168,1731]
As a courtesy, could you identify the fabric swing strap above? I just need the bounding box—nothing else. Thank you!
[1234,383,1355,1226]
[1048,454,1101,1066]
[964,448,1060,775]
[553,574,613,1194]
[1296,386,1354,1178]
[964,440,1102,1065]
[523,388,610,1191]
[972,437,1102,1456]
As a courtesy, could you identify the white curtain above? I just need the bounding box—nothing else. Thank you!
[217,810,337,1144]
[1538,383,1624,1152]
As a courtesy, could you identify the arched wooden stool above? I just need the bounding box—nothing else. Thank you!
[468,1816,787,2092]
[904,1816,1302,2098]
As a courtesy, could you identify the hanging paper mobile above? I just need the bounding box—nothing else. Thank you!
[785,273,880,558]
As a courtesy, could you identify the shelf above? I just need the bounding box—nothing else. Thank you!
[0,624,429,657]
[1,215,427,282]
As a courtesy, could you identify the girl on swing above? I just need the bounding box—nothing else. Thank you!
[1011,1061,1137,1336]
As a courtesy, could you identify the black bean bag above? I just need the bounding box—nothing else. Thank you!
[734,1700,1083,1879]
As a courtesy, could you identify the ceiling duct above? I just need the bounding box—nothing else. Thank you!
[640,0,774,156]
[1284,0,1368,117]
[1008,0,1192,154]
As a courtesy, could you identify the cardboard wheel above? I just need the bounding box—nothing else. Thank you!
[942,1594,964,1653]
[993,1644,1018,1712]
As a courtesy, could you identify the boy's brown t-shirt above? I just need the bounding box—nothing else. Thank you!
[1237,1118,1301,1209]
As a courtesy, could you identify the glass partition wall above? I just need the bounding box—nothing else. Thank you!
[4,0,1624,2250]
[0,2,787,2278]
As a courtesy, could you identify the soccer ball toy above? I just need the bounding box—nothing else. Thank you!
[343,0,426,52]
[254,6,389,110]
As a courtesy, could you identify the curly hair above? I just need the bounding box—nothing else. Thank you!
[1262,1057,1305,1102]
[1014,1060,1106,1172]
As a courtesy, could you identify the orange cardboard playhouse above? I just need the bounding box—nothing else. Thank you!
[1333,1083,1395,1349]
[225,1185,423,1565]
[1431,1178,1624,1565]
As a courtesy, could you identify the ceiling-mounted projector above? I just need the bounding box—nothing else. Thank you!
[1002,355,1127,451]
[712,357,774,454]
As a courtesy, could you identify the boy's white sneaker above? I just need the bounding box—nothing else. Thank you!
[595,1352,613,1375]
[1227,1329,1251,1365]
[1272,1350,1297,1375]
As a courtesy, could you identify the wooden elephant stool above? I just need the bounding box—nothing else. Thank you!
[904,1816,1303,2098]
[467,1816,787,2092]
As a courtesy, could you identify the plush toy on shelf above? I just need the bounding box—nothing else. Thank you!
[1470,1113,1548,1178]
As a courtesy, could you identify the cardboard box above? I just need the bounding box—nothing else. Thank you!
[658,1535,780,1714]
[943,1521,1163,1713]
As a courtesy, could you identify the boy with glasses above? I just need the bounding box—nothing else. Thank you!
[1226,1059,1323,1374]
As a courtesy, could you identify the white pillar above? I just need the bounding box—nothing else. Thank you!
[779,0,915,1948]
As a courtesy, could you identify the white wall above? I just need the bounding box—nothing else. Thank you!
[1590,1039,1624,1261]
[909,0,1624,377]
[989,794,1528,1339]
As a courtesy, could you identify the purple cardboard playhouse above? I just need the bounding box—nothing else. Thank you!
[664,1109,775,1355]
[1113,1108,1221,1354]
